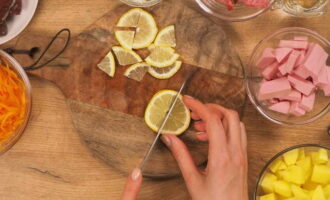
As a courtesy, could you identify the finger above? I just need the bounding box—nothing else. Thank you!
[194,121,206,132]
[205,104,228,132]
[206,104,241,148]
[196,132,208,141]
[191,112,201,120]
[121,168,142,200]
[240,122,247,151]
[161,134,203,185]
[183,96,228,158]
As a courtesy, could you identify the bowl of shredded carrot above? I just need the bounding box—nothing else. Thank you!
[0,50,31,155]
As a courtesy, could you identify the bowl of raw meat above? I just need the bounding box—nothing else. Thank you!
[246,27,330,126]
[195,0,274,21]
[0,0,38,45]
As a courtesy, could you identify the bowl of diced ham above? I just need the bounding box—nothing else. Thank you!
[246,27,330,125]
[195,0,274,22]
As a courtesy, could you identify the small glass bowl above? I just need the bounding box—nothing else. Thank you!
[281,0,330,17]
[120,0,162,7]
[0,50,32,155]
[195,0,275,22]
[245,27,330,126]
[254,144,330,199]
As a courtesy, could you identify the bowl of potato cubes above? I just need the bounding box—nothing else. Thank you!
[255,144,330,200]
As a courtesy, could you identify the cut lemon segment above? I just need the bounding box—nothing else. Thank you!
[116,8,142,27]
[145,46,179,68]
[132,9,158,49]
[97,51,116,77]
[144,90,191,135]
[154,25,176,48]
[124,62,150,82]
[115,30,135,50]
[148,61,182,79]
[112,46,142,66]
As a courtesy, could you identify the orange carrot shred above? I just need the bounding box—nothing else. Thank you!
[0,59,26,144]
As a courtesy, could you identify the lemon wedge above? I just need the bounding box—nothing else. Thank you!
[144,90,191,135]
[124,62,150,82]
[97,51,116,77]
[112,46,142,66]
[145,46,179,68]
[115,30,135,50]
[148,61,182,79]
[154,25,176,48]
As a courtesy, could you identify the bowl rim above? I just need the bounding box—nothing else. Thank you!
[119,0,162,7]
[195,0,276,22]
[253,143,330,200]
[246,27,330,126]
[0,50,32,155]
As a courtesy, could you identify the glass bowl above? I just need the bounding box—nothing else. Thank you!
[254,144,330,199]
[195,0,275,22]
[0,50,32,155]
[119,0,162,7]
[281,0,330,17]
[245,27,330,126]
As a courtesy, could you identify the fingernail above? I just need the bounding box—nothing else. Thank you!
[161,135,172,147]
[131,168,141,181]
[185,95,194,99]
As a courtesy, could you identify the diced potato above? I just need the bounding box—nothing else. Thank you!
[260,193,277,200]
[297,156,312,181]
[262,173,278,193]
[298,148,306,161]
[318,149,329,164]
[323,185,330,198]
[284,149,299,166]
[312,185,326,200]
[271,159,286,173]
[282,165,306,185]
[273,180,293,198]
[311,152,328,165]
[291,184,309,200]
[311,165,330,184]
[303,181,319,190]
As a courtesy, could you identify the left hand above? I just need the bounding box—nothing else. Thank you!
[121,168,142,200]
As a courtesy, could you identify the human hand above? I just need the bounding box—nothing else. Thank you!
[121,168,142,200]
[161,96,248,200]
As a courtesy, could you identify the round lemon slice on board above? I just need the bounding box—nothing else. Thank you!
[144,90,191,135]
[112,46,142,66]
[132,9,158,49]
[154,25,176,48]
[124,62,150,82]
[115,30,135,50]
[97,51,116,77]
[116,8,142,27]
[145,46,179,68]
[148,61,182,79]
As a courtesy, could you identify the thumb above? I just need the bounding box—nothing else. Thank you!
[121,168,142,200]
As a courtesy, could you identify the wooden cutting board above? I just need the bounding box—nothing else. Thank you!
[12,0,246,177]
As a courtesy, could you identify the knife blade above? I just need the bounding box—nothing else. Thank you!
[139,70,195,171]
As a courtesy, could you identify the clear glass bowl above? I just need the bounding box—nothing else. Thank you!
[280,0,330,17]
[254,144,330,199]
[245,27,330,126]
[120,0,162,7]
[195,0,275,22]
[0,50,32,155]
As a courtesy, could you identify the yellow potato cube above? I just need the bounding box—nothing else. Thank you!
[297,156,312,181]
[260,193,277,200]
[318,149,329,164]
[311,165,330,184]
[262,173,278,193]
[311,152,328,165]
[299,148,306,161]
[284,149,299,166]
[273,180,293,198]
[282,165,306,185]
[312,185,326,200]
[303,181,319,190]
[291,184,309,200]
[323,185,330,198]
[271,159,286,173]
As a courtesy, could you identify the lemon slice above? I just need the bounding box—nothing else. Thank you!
[124,62,150,82]
[154,25,176,48]
[132,9,158,49]
[145,46,179,68]
[116,8,142,27]
[148,61,182,79]
[97,51,116,77]
[112,46,142,66]
[115,31,135,50]
[144,90,191,135]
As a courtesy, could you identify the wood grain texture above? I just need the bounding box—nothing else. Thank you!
[10,0,246,177]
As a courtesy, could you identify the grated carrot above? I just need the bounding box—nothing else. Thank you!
[0,59,26,144]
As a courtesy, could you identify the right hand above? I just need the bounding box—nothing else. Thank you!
[161,96,248,200]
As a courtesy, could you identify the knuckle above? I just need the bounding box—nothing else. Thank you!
[227,109,239,119]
